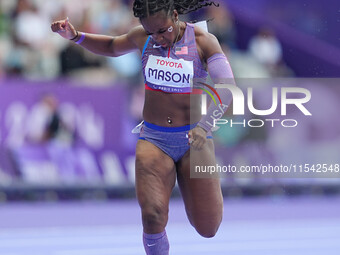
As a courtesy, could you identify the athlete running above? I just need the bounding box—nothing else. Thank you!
[51,1,234,254]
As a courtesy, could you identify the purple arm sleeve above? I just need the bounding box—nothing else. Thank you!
[197,53,235,132]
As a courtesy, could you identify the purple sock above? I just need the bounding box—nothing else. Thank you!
[143,230,169,255]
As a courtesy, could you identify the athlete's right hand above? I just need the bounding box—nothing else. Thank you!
[51,17,77,40]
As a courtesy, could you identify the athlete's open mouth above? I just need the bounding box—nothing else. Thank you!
[158,41,167,47]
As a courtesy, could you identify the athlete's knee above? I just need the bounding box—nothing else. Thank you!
[193,213,222,238]
[141,204,168,231]
[195,219,221,238]
[197,229,217,238]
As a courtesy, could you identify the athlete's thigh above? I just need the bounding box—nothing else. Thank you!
[135,139,176,209]
[176,139,223,224]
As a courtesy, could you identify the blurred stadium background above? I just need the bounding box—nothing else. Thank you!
[0,0,340,254]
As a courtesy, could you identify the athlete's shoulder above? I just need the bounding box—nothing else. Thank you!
[193,24,223,61]
[127,25,149,51]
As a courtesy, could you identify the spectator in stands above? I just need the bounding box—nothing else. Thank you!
[206,2,236,49]
[248,28,282,69]
[248,27,293,77]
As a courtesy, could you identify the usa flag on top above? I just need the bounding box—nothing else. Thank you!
[175,46,188,55]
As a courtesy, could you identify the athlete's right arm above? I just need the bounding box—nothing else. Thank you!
[51,18,147,57]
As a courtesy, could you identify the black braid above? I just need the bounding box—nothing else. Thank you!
[133,0,219,19]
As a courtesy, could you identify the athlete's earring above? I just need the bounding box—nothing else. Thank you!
[168,26,173,32]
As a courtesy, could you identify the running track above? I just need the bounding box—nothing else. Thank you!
[0,196,339,255]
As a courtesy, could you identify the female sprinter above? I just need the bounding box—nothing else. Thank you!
[51,1,234,254]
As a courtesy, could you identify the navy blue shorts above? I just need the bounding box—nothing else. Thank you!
[138,121,213,162]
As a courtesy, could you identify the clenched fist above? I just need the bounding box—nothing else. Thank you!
[51,17,77,40]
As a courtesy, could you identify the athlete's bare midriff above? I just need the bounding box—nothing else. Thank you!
[143,89,202,127]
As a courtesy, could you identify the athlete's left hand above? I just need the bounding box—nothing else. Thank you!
[188,126,207,150]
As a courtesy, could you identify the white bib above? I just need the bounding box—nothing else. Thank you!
[145,55,194,90]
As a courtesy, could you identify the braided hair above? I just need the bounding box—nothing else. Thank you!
[133,0,219,19]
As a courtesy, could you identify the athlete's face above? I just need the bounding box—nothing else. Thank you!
[141,10,179,48]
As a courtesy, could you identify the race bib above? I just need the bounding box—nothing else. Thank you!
[145,55,194,93]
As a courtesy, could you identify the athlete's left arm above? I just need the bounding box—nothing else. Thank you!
[189,29,235,150]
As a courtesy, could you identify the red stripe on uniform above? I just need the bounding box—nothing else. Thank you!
[145,84,203,94]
